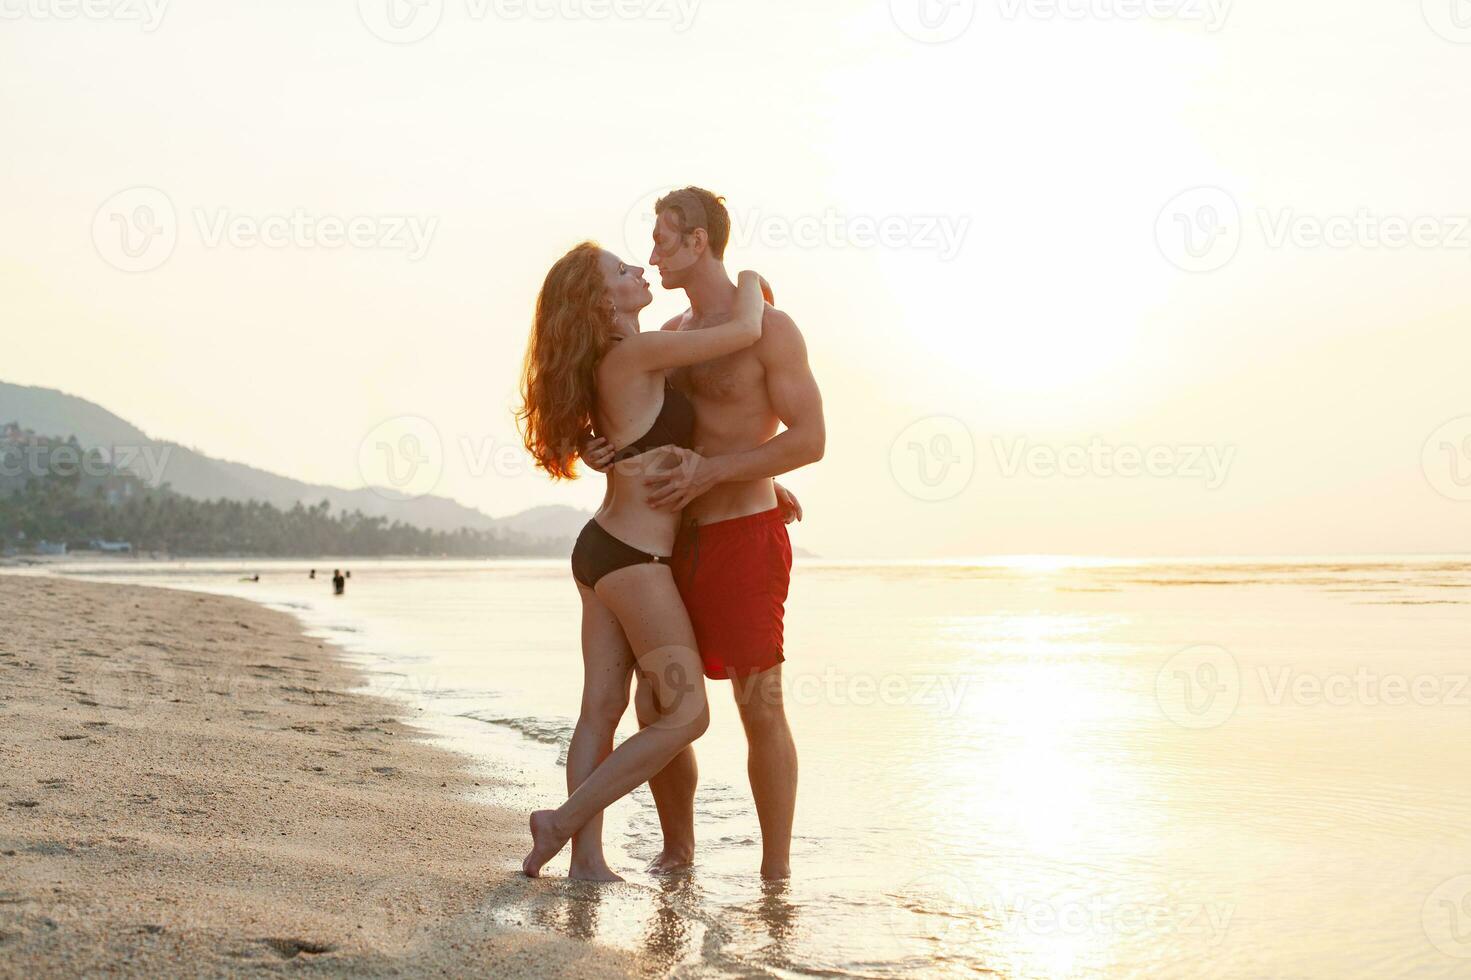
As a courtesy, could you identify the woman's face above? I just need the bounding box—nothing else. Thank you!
[598,249,653,315]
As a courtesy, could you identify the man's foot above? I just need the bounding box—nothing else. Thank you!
[646,844,695,876]
[759,859,791,881]
[568,857,625,882]
[522,810,569,878]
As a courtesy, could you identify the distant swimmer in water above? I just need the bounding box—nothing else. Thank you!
[309,569,316,579]
[332,569,346,595]
[239,574,260,582]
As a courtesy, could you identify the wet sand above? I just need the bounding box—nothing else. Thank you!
[0,575,650,977]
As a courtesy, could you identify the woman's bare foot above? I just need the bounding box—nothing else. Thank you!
[522,810,570,878]
[646,844,695,876]
[568,857,625,882]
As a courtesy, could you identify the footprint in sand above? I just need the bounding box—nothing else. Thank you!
[259,938,335,959]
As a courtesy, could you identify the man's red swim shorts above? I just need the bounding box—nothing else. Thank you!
[670,506,792,680]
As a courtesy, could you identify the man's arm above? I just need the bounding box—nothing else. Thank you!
[711,308,825,481]
[648,309,824,510]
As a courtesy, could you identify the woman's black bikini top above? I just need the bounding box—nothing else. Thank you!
[607,383,695,462]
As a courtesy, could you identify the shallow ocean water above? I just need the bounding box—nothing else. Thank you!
[41,555,1471,978]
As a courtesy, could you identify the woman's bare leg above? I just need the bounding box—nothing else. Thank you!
[523,564,710,878]
[566,584,634,881]
[635,673,698,873]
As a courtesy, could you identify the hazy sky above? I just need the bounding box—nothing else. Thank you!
[5,0,1471,558]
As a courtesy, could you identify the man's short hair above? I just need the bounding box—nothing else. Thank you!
[654,186,731,260]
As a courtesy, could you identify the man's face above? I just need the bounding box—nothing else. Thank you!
[649,210,701,290]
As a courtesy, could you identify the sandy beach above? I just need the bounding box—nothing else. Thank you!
[0,574,648,977]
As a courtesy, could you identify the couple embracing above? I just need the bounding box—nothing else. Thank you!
[517,187,825,881]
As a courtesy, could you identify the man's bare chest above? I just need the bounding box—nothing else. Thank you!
[671,346,765,403]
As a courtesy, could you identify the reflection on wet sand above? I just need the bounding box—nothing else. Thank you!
[643,873,703,969]
[750,879,799,969]
[494,872,710,972]
[491,868,801,974]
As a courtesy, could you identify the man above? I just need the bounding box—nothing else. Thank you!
[585,187,825,879]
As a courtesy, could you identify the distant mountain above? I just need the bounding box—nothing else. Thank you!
[0,381,586,539]
[494,505,592,542]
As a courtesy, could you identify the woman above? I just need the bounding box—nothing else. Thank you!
[517,241,766,879]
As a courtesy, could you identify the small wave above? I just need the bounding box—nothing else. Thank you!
[1356,599,1468,606]
[459,711,575,764]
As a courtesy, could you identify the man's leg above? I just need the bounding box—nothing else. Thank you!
[634,670,698,873]
[731,664,797,880]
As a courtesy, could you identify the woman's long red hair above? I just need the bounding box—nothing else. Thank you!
[517,242,614,480]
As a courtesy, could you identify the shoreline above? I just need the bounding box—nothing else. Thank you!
[0,574,649,977]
